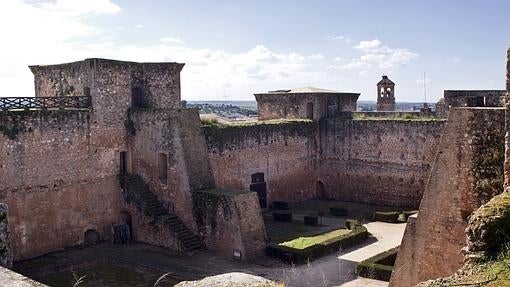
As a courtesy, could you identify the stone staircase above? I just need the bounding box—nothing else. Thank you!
[120,174,204,253]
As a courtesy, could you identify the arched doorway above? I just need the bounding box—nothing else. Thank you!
[84,229,100,245]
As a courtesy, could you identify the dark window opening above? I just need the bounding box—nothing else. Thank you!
[84,229,100,245]
[120,151,127,175]
[158,153,168,183]
[251,172,265,183]
[83,87,90,97]
[467,96,484,107]
[306,102,314,119]
[250,172,267,208]
[316,181,325,198]
[131,87,144,108]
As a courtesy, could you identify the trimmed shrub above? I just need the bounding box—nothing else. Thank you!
[356,247,399,281]
[345,219,361,230]
[273,211,292,222]
[401,211,418,221]
[330,207,348,216]
[304,215,318,226]
[266,226,369,264]
[272,201,289,210]
[373,211,400,223]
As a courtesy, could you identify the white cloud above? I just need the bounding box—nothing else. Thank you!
[0,1,325,100]
[135,24,143,29]
[39,0,121,16]
[336,39,419,70]
[160,37,184,43]
[452,57,461,62]
[326,35,352,43]
[354,39,382,51]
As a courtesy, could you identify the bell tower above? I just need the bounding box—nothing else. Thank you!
[377,75,396,111]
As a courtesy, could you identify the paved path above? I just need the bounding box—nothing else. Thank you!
[16,221,406,287]
[340,221,406,262]
[339,278,388,287]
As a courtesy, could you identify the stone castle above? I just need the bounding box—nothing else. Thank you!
[0,49,509,286]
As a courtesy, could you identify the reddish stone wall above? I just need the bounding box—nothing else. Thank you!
[192,190,267,260]
[0,110,125,260]
[390,108,505,287]
[128,108,211,231]
[255,93,358,121]
[505,48,510,188]
[204,121,319,204]
[319,119,446,208]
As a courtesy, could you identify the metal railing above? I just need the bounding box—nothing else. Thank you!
[0,96,91,111]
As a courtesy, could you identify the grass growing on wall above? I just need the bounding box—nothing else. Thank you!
[279,229,351,249]
[352,113,441,121]
[201,118,312,128]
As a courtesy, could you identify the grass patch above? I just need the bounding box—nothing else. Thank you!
[266,225,369,264]
[278,229,350,249]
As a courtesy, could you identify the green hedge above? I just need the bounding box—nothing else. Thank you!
[356,247,399,281]
[345,219,361,230]
[330,207,348,216]
[373,211,400,223]
[266,226,368,264]
[373,211,418,223]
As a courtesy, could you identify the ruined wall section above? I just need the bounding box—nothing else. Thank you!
[320,119,446,208]
[0,110,124,260]
[128,109,196,231]
[176,109,215,191]
[205,121,318,203]
[390,108,505,287]
[192,189,267,260]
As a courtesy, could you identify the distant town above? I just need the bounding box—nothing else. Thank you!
[183,100,437,122]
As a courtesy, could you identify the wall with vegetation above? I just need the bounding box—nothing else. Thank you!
[390,108,506,287]
[204,120,319,203]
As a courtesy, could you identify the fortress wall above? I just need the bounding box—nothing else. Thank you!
[0,110,125,260]
[192,190,267,260]
[30,59,183,128]
[204,121,319,203]
[505,49,510,187]
[319,119,446,208]
[390,108,505,287]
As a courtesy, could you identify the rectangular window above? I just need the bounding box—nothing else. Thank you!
[158,153,168,183]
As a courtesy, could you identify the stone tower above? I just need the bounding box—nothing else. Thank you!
[377,75,396,111]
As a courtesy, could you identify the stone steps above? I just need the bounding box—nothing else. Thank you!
[121,174,205,253]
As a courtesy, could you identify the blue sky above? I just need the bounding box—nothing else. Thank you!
[1,0,509,102]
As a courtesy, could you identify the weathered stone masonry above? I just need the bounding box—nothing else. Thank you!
[320,119,446,208]
[205,118,446,209]
[390,108,506,287]
[1,58,267,261]
[205,121,319,203]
